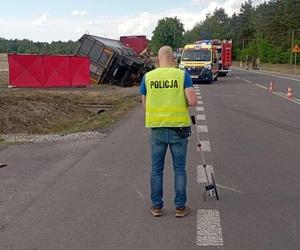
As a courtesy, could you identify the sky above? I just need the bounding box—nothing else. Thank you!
[0,0,265,42]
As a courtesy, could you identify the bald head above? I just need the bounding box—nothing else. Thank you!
[158,46,174,67]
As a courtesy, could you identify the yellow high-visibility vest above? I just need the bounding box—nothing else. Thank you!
[145,68,190,128]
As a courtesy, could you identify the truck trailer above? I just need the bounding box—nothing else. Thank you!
[120,35,148,55]
[75,34,154,87]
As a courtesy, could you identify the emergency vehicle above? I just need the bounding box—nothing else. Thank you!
[179,40,219,84]
[212,39,232,76]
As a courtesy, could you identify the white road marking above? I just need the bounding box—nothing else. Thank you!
[294,97,300,102]
[255,83,268,90]
[197,95,202,100]
[197,209,224,246]
[287,98,300,104]
[197,114,206,120]
[272,92,285,97]
[242,78,252,83]
[197,141,211,152]
[197,165,213,183]
[277,91,286,96]
[272,92,300,104]
[216,184,243,194]
[130,183,145,200]
[197,125,208,133]
[234,67,300,82]
[255,84,300,104]
[196,106,205,111]
[197,100,203,105]
[234,76,241,79]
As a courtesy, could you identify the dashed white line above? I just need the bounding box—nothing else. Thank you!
[197,100,203,105]
[197,165,214,183]
[197,209,224,246]
[242,79,252,83]
[197,114,206,120]
[196,107,205,111]
[197,141,211,152]
[255,83,268,90]
[197,95,202,99]
[197,125,208,133]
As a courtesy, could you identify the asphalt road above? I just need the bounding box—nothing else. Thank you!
[0,68,299,249]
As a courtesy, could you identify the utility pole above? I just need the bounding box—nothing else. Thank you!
[290,29,294,65]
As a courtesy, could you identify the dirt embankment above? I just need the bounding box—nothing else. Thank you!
[0,87,140,135]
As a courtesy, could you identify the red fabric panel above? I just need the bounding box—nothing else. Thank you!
[8,54,44,87]
[44,55,70,87]
[8,54,90,88]
[70,56,90,87]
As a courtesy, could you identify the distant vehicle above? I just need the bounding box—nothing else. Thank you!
[120,35,148,54]
[212,39,232,76]
[179,41,219,84]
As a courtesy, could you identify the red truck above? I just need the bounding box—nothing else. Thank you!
[212,39,232,76]
[120,35,148,54]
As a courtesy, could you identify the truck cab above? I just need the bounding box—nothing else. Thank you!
[179,41,219,84]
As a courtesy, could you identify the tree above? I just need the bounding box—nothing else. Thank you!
[150,17,184,54]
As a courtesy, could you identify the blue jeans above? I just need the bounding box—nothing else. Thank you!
[150,128,188,209]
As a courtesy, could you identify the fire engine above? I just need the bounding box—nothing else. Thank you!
[212,39,232,76]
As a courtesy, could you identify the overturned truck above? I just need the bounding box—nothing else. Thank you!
[75,34,154,87]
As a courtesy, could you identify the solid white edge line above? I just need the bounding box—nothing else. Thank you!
[197,209,224,246]
[234,67,300,82]
[293,97,300,102]
[255,85,300,104]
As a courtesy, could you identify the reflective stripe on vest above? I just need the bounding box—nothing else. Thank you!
[145,68,190,128]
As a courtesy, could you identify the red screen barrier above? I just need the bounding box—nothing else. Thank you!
[8,54,90,88]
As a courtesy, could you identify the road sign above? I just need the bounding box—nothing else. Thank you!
[292,44,300,53]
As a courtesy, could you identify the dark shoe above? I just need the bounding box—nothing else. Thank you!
[150,207,162,217]
[175,206,191,218]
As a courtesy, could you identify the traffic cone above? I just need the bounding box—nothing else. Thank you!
[268,81,274,91]
[287,87,293,99]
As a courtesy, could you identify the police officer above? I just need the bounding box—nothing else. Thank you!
[140,46,197,218]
